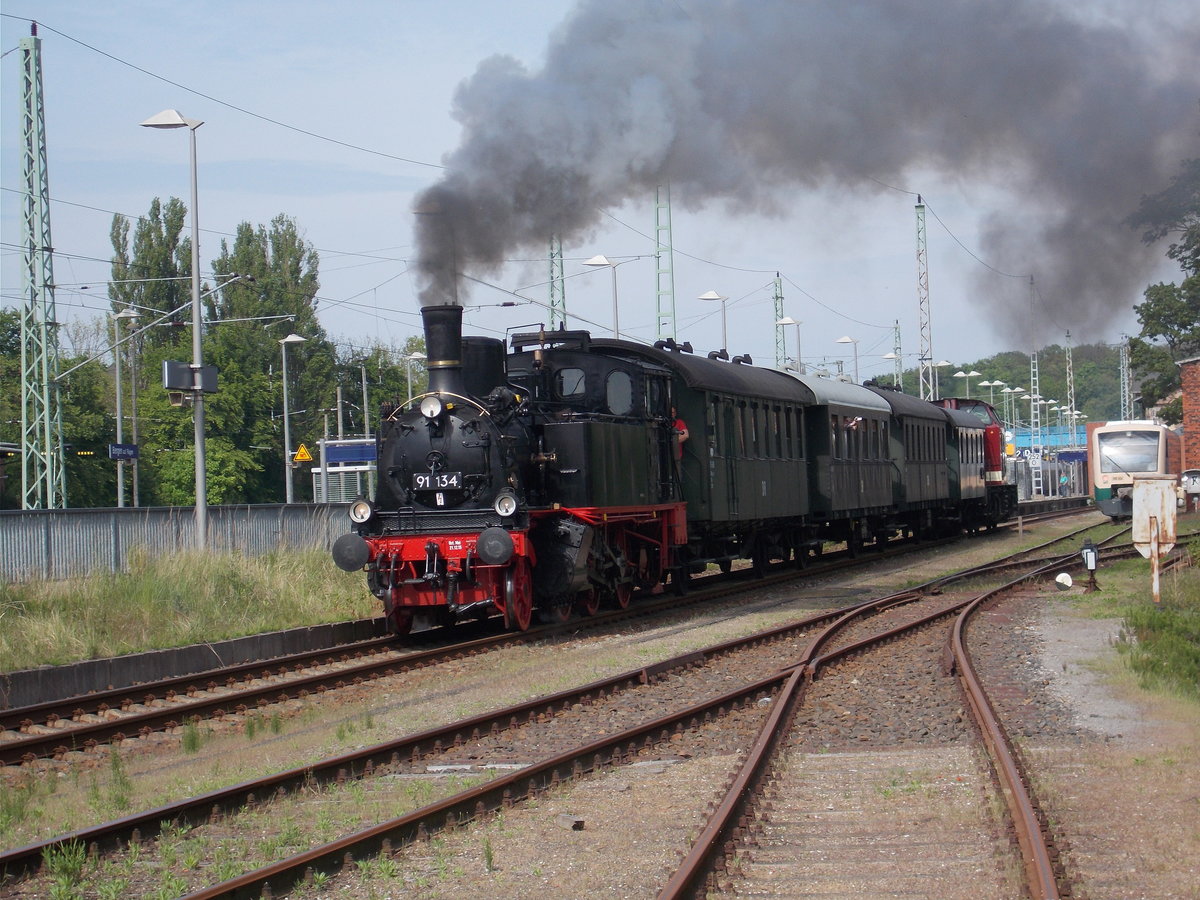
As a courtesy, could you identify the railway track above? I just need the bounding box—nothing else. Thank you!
[658,564,1069,896]
[6,515,1082,768]
[2,514,1140,896]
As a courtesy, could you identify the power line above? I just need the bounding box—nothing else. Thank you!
[0,14,445,171]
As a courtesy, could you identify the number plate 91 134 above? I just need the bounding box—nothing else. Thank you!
[413,471,462,490]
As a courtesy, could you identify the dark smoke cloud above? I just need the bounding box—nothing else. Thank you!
[414,0,1199,343]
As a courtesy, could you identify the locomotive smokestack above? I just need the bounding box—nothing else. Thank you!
[421,304,464,396]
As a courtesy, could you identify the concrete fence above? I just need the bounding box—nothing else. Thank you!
[1,504,350,583]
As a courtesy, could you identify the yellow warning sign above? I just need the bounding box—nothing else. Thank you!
[293,443,313,463]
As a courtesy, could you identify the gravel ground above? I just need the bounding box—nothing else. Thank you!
[9,521,1197,899]
[347,543,1199,900]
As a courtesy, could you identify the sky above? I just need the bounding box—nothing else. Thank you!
[3,1,1197,387]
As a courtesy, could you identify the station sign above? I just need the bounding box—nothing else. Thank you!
[108,443,139,461]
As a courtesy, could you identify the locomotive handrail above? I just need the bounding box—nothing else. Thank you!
[390,389,491,418]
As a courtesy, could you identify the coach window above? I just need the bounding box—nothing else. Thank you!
[605,370,633,416]
[555,367,586,400]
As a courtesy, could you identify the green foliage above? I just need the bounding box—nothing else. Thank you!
[900,343,1124,423]
[1127,157,1200,417]
[1126,156,1200,276]
[1117,572,1200,700]
[44,839,87,883]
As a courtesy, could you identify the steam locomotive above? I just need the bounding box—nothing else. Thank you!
[333,304,1017,635]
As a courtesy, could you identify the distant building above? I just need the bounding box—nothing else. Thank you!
[1178,356,1200,473]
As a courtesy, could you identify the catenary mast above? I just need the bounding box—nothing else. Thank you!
[19,23,67,509]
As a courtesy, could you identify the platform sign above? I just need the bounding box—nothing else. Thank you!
[323,439,377,464]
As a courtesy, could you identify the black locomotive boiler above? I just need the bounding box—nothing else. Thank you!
[333,304,1015,635]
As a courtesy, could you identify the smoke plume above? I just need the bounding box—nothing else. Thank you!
[413,0,1199,343]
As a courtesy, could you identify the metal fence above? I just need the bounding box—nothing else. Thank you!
[1,504,350,583]
[1007,457,1088,502]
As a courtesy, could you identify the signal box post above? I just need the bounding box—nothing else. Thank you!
[1132,475,1179,604]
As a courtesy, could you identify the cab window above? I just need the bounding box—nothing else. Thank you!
[555,367,586,399]
[606,371,633,415]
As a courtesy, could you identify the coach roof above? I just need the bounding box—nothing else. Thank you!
[593,339,819,405]
[862,383,948,420]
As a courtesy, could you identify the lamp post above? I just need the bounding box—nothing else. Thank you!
[142,108,207,548]
[982,379,1004,406]
[882,352,902,388]
[406,351,426,402]
[583,255,623,339]
[1006,386,1025,428]
[699,290,729,355]
[777,316,803,373]
[112,308,139,507]
[836,336,859,383]
[953,369,981,398]
[280,333,307,504]
[933,360,952,399]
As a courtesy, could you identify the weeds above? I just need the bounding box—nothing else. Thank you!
[0,771,48,834]
[2,550,374,670]
[181,718,210,753]
[1112,566,1199,701]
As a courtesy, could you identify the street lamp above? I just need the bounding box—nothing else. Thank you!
[836,336,859,383]
[982,379,1004,406]
[113,308,139,508]
[583,255,623,339]
[406,351,426,402]
[142,108,207,548]
[882,352,903,388]
[777,316,803,373]
[279,333,307,504]
[953,369,981,398]
[933,360,952,399]
[1005,386,1025,427]
[699,290,729,356]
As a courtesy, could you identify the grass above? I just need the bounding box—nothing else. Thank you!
[1114,566,1199,701]
[1070,543,1200,703]
[0,548,376,671]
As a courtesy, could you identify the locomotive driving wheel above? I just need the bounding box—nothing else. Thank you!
[578,588,600,616]
[504,560,533,632]
[540,598,573,625]
[613,581,633,609]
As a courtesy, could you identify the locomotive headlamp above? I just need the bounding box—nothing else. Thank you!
[420,396,444,419]
[493,489,519,518]
[348,498,375,524]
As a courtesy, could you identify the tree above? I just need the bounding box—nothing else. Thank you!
[0,309,22,508]
[207,215,333,503]
[1127,156,1200,275]
[1127,156,1200,424]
